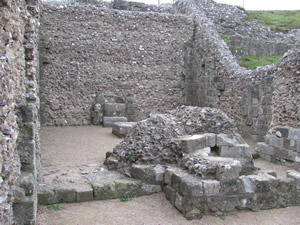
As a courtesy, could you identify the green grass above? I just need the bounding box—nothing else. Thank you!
[219,215,226,221]
[120,196,132,202]
[237,55,282,70]
[47,204,60,211]
[245,10,300,32]
[42,164,53,168]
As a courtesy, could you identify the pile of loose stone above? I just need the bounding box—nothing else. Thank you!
[105,106,300,219]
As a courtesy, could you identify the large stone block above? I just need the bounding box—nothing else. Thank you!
[266,135,283,148]
[76,185,93,202]
[256,142,274,155]
[240,176,255,193]
[179,175,203,197]
[55,188,76,203]
[112,122,137,138]
[219,144,251,159]
[103,117,128,127]
[17,141,36,173]
[286,170,300,190]
[130,164,165,185]
[180,135,207,153]
[202,180,220,196]
[37,187,57,205]
[216,134,236,147]
[216,160,242,181]
[141,184,162,194]
[288,128,300,140]
[103,103,127,117]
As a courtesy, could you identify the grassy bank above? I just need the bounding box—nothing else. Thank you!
[237,55,282,70]
[245,10,300,32]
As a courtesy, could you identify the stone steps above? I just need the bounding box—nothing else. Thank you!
[38,165,161,205]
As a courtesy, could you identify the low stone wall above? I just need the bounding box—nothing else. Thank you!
[256,127,300,170]
[164,166,300,219]
[39,2,193,125]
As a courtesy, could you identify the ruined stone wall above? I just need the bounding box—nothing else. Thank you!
[39,3,193,125]
[0,0,40,223]
[177,0,299,141]
[193,0,300,57]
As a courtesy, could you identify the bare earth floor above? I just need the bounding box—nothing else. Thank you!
[38,126,300,225]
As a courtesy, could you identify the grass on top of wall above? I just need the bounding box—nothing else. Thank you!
[245,10,300,32]
[237,55,282,70]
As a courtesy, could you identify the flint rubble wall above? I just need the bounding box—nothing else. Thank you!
[176,0,299,141]
[0,0,40,223]
[39,3,193,125]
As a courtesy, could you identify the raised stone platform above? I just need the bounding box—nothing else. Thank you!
[112,122,137,138]
[38,165,161,205]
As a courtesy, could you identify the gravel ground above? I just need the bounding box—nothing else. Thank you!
[38,126,300,225]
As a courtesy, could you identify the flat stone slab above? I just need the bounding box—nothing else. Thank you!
[112,122,137,138]
[103,117,128,127]
[38,165,161,205]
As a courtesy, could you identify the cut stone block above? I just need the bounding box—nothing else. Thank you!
[219,144,252,159]
[93,179,141,200]
[103,117,127,127]
[112,122,137,138]
[103,103,127,117]
[216,134,236,147]
[130,164,165,185]
[240,176,255,193]
[256,142,274,155]
[202,180,220,196]
[286,170,300,190]
[245,174,277,194]
[193,147,211,157]
[37,187,56,205]
[76,185,93,202]
[141,184,162,194]
[205,133,216,147]
[55,188,76,203]
[288,128,300,140]
[267,135,283,149]
[175,192,184,212]
[216,160,242,181]
[180,135,207,153]
[164,167,181,185]
[179,175,203,197]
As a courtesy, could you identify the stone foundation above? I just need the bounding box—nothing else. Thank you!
[256,127,300,170]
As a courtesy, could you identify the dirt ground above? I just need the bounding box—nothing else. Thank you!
[38,126,300,225]
[40,126,122,166]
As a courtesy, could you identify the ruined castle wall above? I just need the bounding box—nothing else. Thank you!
[194,0,299,58]
[39,3,193,125]
[177,0,299,142]
[0,0,40,223]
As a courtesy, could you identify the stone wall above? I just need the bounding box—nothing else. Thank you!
[165,166,300,219]
[39,2,193,125]
[176,0,299,141]
[193,0,300,57]
[0,0,40,223]
[256,127,300,170]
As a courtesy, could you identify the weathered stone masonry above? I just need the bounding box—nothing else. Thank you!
[39,4,194,125]
[0,0,40,224]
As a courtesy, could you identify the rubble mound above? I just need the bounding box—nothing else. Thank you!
[105,106,247,175]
